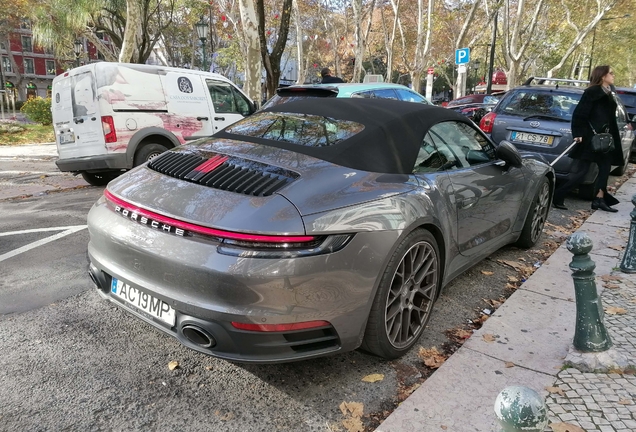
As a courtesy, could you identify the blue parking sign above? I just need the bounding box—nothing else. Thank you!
[455,48,470,65]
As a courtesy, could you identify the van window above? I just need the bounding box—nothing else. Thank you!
[206,79,252,115]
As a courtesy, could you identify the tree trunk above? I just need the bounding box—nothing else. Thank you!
[257,0,293,98]
[238,0,262,106]
[119,0,142,63]
[293,0,305,84]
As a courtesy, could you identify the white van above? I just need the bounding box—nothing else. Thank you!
[51,63,255,185]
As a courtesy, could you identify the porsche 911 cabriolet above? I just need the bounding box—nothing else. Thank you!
[87,98,554,363]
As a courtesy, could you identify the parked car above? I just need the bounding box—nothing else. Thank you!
[480,77,634,199]
[615,87,636,161]
[261,82,433,109]
[52,63,256,186]
[87,98,554,363]
[446,93,503,123]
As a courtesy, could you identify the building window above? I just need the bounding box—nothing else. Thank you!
[97,52,105,61]
[46,60,56,75]
[24,58,35,74]
[20,20,31,30]
[0,41,5,50]
[2,57,11,73]
[22,36,33,53]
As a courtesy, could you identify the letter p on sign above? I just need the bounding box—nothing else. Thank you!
[455,48,470,65]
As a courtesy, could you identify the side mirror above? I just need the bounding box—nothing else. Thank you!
[496,140,523,168]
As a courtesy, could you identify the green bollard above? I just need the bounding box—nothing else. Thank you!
[494,386,548,432]
[567,232,612,352]
[620,194,636,273]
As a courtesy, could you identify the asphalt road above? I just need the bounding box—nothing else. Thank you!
[0,157,626,431]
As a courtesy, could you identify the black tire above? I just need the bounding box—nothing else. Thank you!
[361,229,440,359]
[516,177,550,248]
[578,182,596,200]
[81,171,119,186]
[134,143,169,166]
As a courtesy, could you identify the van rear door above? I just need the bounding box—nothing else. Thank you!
[52,70,106,159]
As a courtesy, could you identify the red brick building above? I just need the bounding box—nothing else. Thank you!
[1,21,65,101]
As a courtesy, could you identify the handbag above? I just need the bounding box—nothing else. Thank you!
[589,122,614,154]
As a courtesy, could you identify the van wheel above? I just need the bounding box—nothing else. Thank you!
[134,144,169,166]
[81,171,118,186]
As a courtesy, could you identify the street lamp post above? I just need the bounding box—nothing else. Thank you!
[472,59,481,93]
[73,40,83,68]
[195,17,210,72]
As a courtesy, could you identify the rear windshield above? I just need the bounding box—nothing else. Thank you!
[498,90,581,120]
[225,111,364,147]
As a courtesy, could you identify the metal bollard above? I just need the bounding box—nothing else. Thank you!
[620,194,636,273]
[494,386,548,432]
[567,232,612,352]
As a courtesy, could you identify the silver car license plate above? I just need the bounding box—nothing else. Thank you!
[111,278,176,327]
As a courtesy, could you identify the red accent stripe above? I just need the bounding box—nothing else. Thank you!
[103,189,315,243]
[230,320,331,332]
[193,155,228,173]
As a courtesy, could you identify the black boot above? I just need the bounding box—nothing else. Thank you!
[592,197,618,213]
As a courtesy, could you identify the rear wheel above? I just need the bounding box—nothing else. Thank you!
[134,143,169,166]
[361,229,440,359]
[81,171,119,186]
[516,177,550,248]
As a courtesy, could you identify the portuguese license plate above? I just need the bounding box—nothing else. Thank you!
[511,131,553,145]
[59,133,75,144]
[111,278,176,327]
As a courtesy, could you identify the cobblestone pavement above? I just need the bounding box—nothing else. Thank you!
[545,275,636,431]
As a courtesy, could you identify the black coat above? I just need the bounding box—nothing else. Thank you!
[570,85,624,166]
[321,75,345,84]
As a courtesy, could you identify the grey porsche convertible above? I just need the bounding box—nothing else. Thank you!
[87,98,554,363]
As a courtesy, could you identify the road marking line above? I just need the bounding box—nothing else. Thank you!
[0,225,87,263]
[0,225,88,237]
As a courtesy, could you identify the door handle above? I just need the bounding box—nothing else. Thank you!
[197,116,209,121]
[74,118,84,124]
[214,117,225,121]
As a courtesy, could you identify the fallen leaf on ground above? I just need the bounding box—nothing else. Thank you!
[505,283,517,290]
[605,306,627,315]
[342,417,364,432]
[480,270,494,275]
[452,329,473,340]
[168,361,179,370]
[618,399,632,405]
[441,426,448,430]
[546,386,565,396]
[472,314,489,325]
[507,276,519,283]
[418,347,447,369]
[608,245,624,251]
[601,275,622,282]
[604,283,620,289]
[497,259,525,271]
[504,362,515,368]
[339,401,363,418]
[361,373,384,383]
[549,422,585,432]
[482,334,496,343]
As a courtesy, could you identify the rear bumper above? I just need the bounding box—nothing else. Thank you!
[56,153,128,172]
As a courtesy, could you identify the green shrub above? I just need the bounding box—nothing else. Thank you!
[20,97,52,125]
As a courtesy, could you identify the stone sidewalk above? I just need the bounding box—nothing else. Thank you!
[378,178,636,431]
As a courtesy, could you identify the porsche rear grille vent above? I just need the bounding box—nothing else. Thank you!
[147,151,298,197]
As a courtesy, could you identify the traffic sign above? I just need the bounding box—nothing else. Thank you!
[455,48,470,65]
[427,67,434,75]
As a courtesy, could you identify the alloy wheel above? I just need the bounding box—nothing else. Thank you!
[384,241,438,348]
[530,182,550,243]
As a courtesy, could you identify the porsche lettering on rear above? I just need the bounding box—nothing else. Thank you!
[114,205,187,236]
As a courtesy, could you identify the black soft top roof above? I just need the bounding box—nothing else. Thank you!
[215,98,474,174]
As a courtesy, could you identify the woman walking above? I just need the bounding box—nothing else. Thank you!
[552,65,623,212]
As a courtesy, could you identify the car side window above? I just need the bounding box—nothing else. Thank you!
[413,133,458,173]
[395,88,429,104]
[206,79,252,115]
[428,121,496,167]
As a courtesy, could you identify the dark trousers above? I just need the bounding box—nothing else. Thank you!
[553,159,592,204]
[595,156,611,195]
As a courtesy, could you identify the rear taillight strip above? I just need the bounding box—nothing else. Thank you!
[103,189,316,243]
